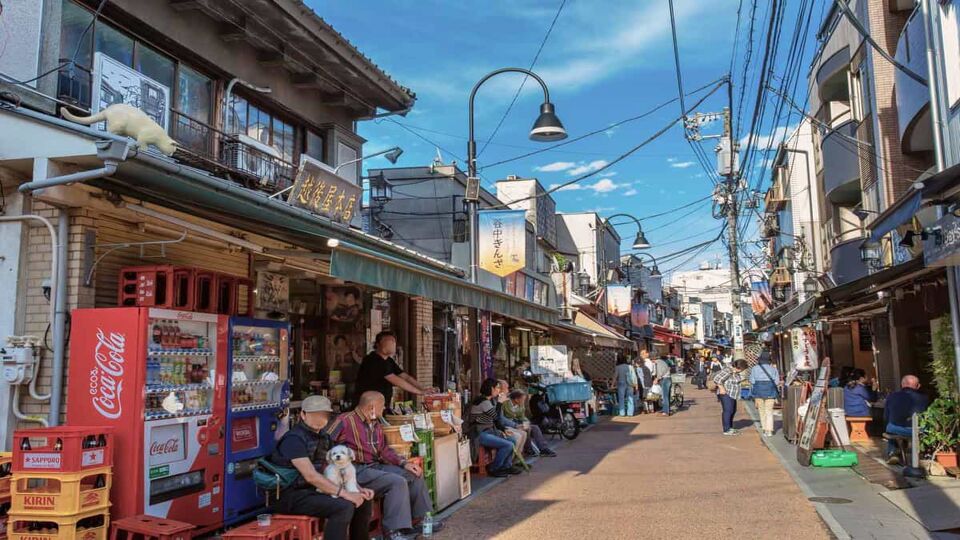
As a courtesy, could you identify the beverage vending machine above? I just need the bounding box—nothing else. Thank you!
[67,307,226,533]
[221,317,289,526]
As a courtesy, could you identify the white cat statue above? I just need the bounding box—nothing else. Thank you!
[61,104,177,156]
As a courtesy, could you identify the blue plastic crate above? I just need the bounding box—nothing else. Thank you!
[545,381,592,403]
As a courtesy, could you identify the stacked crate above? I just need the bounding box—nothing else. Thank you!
[413,429,437,510]
[7,427,114,540]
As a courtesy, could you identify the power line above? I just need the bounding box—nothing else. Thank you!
[834,0,927,85]
[477,0,566,157]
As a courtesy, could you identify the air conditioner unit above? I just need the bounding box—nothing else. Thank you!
[224,133,282,185]
[91,52,170,132]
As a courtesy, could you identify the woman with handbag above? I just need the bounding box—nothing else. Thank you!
[748,352,780,436]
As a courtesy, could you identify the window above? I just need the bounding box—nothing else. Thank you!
[305,131,325,163]
[227,94,298,162]
[136,43,175,91]
[337,141,359,183]
[94,22,134,67]
[177,65,212,123]
[60,1,93,67]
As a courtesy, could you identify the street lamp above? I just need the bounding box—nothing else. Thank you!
[602,213,651,250]
[625,252,661,277]
[269,146,403,200]
[466,67,566,283]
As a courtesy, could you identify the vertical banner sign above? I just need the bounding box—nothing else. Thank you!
[631,304,649,328]
[790,326,819,371]
[750,280,774,315]
[681,317,697,338]
[605,285,632,316]
[478,210,526,277]
[479,311,494,380]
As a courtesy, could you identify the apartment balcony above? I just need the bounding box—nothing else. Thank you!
[822,120,862,205]
[895,7,933,154]
[830,235,870,285]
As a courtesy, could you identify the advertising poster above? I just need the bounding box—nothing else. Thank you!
[750,280,774,315]
[631,303,649,328]
[681,317,697,338]
[530,345,570,378]
[790,326,819,371]
[605,285,632,316]
[478,210,526,277]
[480,311,494,380]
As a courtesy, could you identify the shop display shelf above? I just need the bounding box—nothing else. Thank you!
[230,402,285,413]
[148,348,214,357]
[231,380,281,387]
[232,354,281,364]
[13,427,113,475]
[145,383,213,394]
[7,506,109,539]
[144,408,212,421]
[10,467,111,516]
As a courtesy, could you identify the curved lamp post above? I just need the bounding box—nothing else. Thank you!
[602,213,652,250]
[467,68,566,283]
[625,252,661,277]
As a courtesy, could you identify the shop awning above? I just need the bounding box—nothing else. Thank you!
[329,243,559,325]
[868,190,921,241]
[653,324,682,344]
[569,311,634,350]
[780,296,817,328]
[818,257,937,321]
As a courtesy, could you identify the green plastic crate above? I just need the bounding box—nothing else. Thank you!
[811,449,858,467]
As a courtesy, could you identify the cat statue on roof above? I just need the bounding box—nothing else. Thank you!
[61,104,177,156]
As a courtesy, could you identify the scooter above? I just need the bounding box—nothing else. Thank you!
[523,371,581,440]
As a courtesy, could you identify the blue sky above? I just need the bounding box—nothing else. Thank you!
[312,0,824,277]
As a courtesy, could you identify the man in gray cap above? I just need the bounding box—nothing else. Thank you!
[269,395,377,540]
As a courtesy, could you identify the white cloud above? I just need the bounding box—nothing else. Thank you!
[670,161,696,169]
[624,188,639,196]
[548,176,625,194]
[534,161,577,173]
[740,123,799,151]
[567,160,609,176]
[588,178,619,193]
[548,183,582,192]
[667,157,677,163]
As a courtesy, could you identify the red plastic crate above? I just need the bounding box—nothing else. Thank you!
[13,427,113,475]
[271,515,321,540]
[118,266,195,310]
[194,271,218,313]
[222,520,295,539]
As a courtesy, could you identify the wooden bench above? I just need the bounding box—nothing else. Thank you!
[846,416,872,442]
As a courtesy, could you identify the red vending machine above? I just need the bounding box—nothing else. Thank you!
[67,307,226,534]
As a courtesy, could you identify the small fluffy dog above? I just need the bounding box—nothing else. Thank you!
[323,445,359,496]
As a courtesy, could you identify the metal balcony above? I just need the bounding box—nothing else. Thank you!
[822,120,862,205]
[830,236,870,285]
[895,7,933,154]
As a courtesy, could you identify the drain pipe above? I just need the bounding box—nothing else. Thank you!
[18,161,118,194]
[48,210,69,425]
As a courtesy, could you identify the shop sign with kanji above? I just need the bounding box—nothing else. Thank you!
[285,155,360,224]
[478,209,526,277]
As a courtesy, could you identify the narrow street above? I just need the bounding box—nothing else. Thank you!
[438,386,831,539]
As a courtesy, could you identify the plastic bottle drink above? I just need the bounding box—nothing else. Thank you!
[422,512,433,537]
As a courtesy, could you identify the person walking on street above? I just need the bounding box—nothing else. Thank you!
[614,356,638,416]
[714,360,749,435]
[748,352,780,436]
[695,356,708,390]
[654,355,673,416]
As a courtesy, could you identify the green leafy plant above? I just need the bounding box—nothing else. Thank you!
[929,317,958,400]
[919,397,960,456]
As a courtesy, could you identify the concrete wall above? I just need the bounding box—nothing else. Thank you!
[784,120,825,273]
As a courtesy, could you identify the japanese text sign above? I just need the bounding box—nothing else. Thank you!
[530,345,570,378]
[478,210,526,277]
[286,155,361,224]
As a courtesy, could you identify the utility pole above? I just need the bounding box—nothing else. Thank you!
[719,106,745,361]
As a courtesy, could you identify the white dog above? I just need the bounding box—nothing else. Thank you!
[323,444,359,496]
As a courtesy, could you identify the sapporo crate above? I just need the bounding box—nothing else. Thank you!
[10,467,111,516]
[12,427,114,474]
[7,507,109,540]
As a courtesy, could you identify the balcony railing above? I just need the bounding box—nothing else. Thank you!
[822,120,862,205]
[830,235,870,285]
[895,7,932,153]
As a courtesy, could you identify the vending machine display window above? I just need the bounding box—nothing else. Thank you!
[145,315,218,419]
[229,325,285,411]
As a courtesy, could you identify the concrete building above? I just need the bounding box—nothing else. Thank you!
[556,212,622,293]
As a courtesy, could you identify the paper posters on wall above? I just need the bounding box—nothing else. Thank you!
[790,326,819,371]
[605,285,632,316]
[530,345,570,378]
[478,210,526,277]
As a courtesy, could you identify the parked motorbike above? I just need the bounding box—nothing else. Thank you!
[522,371,581,440]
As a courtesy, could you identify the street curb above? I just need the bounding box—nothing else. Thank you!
[744,403,850,540]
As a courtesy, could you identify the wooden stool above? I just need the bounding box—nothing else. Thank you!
[110,515,195,540]
[271,515,322,540]
[846,416,872,442]
[222,521,296,540]
[469,446,492,477]
[882,432,911,464]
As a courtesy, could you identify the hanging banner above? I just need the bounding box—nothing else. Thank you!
[631,303,649,329]
[790,326,819,371]
[479,311,494,380]
[681,317,697,338]
[478,210,526,277]
[750,280,774,315]
[605,285,632,316]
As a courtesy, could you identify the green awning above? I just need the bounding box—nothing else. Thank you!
[329,243,559,325]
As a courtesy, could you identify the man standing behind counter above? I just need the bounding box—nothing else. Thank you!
[356,331,436,408]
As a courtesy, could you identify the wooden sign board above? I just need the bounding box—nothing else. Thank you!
[797,358,831,466]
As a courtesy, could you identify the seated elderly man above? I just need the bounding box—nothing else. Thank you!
[330,391,440,540]
[495,380,528,454]
[268,395,374,540]
[883,374,930,464]
[502,389,557,457]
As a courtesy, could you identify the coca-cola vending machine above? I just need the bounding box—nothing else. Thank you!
[67,307,226,534]
[221,317,289,525]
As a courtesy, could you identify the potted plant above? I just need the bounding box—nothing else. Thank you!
[919,397,960,468]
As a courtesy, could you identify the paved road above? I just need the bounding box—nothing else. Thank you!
[437,385,831,539]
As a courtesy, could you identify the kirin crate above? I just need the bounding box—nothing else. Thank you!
[13,427,113,475]
[10,467,111,516]
[7,507,109,540]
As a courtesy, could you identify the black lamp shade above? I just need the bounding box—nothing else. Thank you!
[529,102,567,142]
[632,230,651,249]
[385,147,403,164]
[650,266,662,278]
